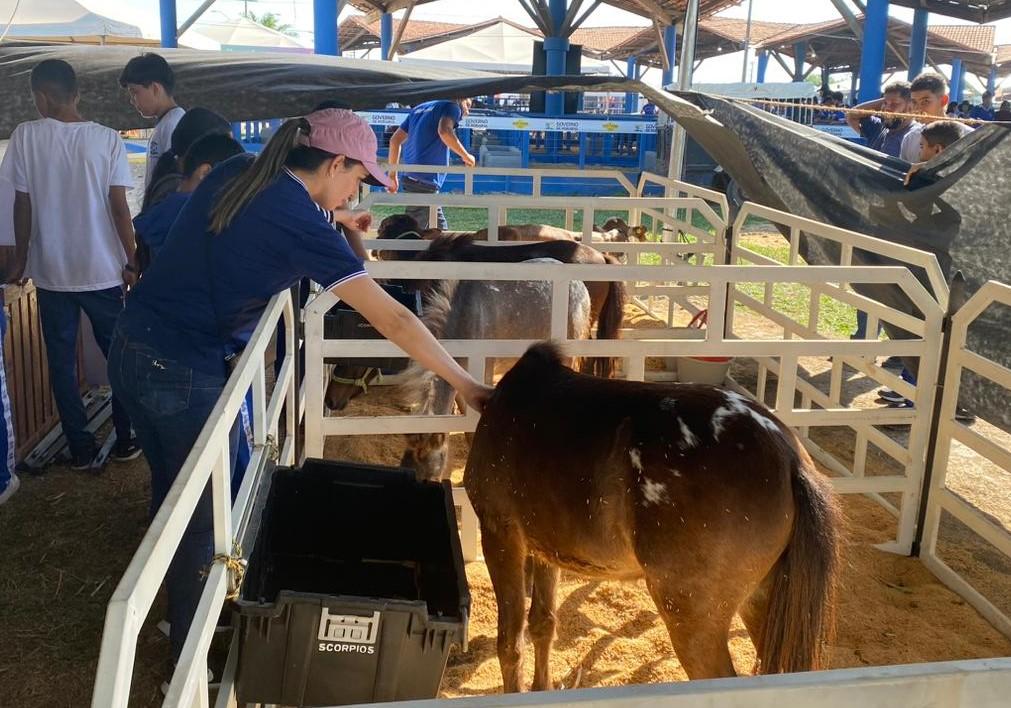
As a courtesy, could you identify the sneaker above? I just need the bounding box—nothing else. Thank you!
[877,388,906,404]
[110,437,143,462]
[70,448,98,471]
[0,473,20,506]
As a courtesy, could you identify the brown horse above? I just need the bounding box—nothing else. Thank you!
[464,342,841,691]
[472,217,648,244]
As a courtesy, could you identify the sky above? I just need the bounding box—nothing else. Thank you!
[68,1,1011,91]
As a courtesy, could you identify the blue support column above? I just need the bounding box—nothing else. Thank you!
[544,0,570,116]
[661,24,677,88]
[313,0,338,55]
[380,12,393,60]
[950,58,964,102]
[793,41,807,81]
[756,50,769,83]
[988,65,998,94]
[858,0,890,102]
[159,0,177,48]
[908,8,928,80]
[624,55,638,114]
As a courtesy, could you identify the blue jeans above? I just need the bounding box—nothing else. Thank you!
[1,313,14,489]
[401,177,448,231]
[36,287,132,458]
[107,330,240,661]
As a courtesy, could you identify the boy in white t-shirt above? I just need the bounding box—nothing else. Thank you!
[118,53,185,188]
[0,59,140,468]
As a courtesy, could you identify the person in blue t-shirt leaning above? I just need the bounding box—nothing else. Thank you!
[107,109,493,669]
[387,98,474,230]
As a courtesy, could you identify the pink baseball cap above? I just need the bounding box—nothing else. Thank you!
[300,108,394,189]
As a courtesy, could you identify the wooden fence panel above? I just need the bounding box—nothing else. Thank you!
[2,282,85,462]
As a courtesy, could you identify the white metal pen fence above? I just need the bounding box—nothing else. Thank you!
[90,185,1011,706]
[91,292,298,707]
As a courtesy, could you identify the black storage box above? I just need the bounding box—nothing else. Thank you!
[324,284,421,372]
[234,459,470,707]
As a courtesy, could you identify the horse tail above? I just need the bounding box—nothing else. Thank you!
[759,444,841,674]
[590,255,626,378]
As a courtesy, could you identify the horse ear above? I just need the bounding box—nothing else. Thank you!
[947,270,969,316]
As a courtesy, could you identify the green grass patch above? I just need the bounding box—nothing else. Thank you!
[734,239,856,338]
[366,205,856,338]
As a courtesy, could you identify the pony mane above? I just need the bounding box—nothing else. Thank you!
[520,341,567,368]
[420,232,477,261]
[395,279,459,409]
[419,279,457,338]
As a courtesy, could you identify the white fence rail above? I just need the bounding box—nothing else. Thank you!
[374,163,639,198]
[91,292,298,707]
[382,658,1011,708]
[305,260,942,559]
[921,280,1011,640]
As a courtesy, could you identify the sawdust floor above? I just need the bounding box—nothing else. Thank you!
[324,391,1011,696]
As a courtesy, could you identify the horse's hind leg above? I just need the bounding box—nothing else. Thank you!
[644,574,738,680]
[738,570,774,672]
[528,558,560,691]
[481,518,529,693]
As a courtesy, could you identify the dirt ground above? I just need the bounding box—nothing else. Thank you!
[2,265,1009,706]
[325,291,1011,694]
[325,382,1011,696]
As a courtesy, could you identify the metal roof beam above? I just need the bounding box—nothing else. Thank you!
[631,0,673,25]
[771,50,794,76]
[569,0,603,33]
[560,0,585,35]
[517,0,552,34]
[844,0,909,71]
[386,1,414,59]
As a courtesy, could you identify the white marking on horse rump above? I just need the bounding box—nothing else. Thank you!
[710,391,781,440]
[676,417,699,450]
[628,447,644,472]
[641,477,668,505]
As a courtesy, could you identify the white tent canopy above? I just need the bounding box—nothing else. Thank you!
[399,20,617,76]
[0,0,149,44]
[184,10,309,53]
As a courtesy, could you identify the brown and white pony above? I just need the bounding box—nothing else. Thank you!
[463,342,841,690]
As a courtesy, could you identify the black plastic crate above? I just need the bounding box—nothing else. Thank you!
[324,284,421,372]
[234,459,469,707]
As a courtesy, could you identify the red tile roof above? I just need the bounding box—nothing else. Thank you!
[929,24,996,54]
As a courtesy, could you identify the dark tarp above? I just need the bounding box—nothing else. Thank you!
[668,91,1011,433]
[1,44,1007,429]
[0,43,641,134]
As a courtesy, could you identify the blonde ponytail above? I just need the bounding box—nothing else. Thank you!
[209,117,309,234]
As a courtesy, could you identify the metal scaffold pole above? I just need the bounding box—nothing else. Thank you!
[666,0,699,189]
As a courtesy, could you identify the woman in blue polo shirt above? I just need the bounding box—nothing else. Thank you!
[108,108,491,667]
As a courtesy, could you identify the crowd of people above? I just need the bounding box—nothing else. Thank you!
[0,53,491,687]
[816,86,1011,125]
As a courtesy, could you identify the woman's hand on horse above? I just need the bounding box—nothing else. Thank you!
[333,209,373,232]
[460,381,495,414]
